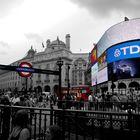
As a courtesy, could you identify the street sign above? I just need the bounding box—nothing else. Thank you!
[18,62,33,77]
[0,64,59,75]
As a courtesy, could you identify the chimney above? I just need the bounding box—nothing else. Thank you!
[66,34,70,50]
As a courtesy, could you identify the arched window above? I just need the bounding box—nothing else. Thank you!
[118,82,126,89]
[111,83,116,89]
[44,85,50,92]
[129,81,140,88]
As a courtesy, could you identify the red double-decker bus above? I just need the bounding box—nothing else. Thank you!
[61,85,90,101]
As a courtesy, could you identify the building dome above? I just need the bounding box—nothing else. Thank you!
[27,46,35,58]
[50,36,65,46]
[28,46,35,53]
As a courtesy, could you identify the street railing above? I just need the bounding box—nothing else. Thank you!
[57,100,139,112]
[0,104,140,140]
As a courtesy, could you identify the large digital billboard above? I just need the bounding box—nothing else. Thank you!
[91,63,98,86]
[98,51,107,68]
[107,40,140,64]
[97,18,140,57]
[90,46,97,66]
[108,58,140,81]
[97,67,108,84]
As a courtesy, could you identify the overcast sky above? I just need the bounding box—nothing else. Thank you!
[0,0,139,65]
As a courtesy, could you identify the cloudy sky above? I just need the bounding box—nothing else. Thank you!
[0,0,139,65]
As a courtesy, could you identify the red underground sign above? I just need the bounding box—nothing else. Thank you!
[17,62,34,77]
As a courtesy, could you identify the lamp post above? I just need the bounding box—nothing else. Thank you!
[30,75,33,93]
[111,65,114,94]
[96,78,97,95]
[56,58,63,108]
[67,64,70,95]
[25,77,28,95]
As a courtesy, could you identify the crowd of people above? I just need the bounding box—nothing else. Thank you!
[87,89,140,105]
[0,89,140,140]
[0,89,140,111]
[0,91,63,140]
[0,91,57,108]
[87,89,140,112]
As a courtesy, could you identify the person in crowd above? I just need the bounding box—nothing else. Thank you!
[14,96,27,106]
[24,95,35,107]
[45,125,63,140]
[88,93,93,110]
[0,95,11,105]
[11,94,20,105]
[0,95,11,140]
[50,94,56,105]
[24,95,35,124]
[37,95,44,107]
[65,94,73,109]
[8,109,31,140]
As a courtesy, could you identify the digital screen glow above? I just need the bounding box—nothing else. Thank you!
[107,40,140,64]
[108,58,140,80]
[98,51,107,67]
[90,46,97,66]
[91,63,98,86]
[97,18,140,57]
[97,67,108,84]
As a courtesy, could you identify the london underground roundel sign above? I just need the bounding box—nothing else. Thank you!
[18,62,32,77]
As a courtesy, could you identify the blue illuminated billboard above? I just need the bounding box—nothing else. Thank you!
[107,40,140,64]
[108,58,140,81]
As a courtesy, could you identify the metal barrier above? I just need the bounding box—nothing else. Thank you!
[59,100,139,113]
[0,104,140,140]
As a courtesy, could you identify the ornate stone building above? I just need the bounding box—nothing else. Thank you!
[0,34,89,95]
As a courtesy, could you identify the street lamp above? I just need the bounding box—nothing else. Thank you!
[25,77,28,95]
[66,64,71,95]
[96,78,97,95]
[111,64,115,94]
[30,75,33,93]
[56,58,63,102]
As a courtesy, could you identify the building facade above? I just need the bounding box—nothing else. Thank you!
[0,34,89,95]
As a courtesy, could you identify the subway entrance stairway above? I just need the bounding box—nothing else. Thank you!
[0,103,140,140]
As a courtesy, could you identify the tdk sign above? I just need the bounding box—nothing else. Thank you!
[114,45,140,57]
[107,40,140,63]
